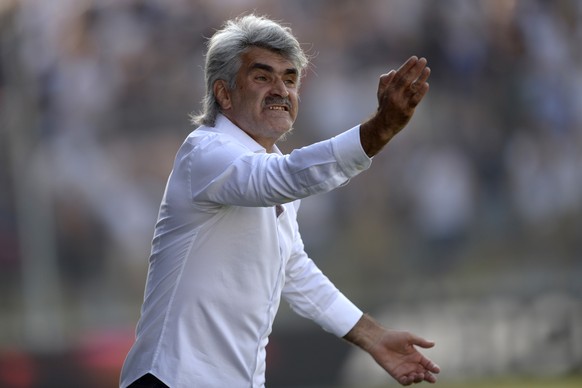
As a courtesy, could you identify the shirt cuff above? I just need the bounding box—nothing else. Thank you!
[316,293,364,337]
[330,125,372,178]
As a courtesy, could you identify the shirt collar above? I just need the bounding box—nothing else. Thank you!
[209,114,283,155]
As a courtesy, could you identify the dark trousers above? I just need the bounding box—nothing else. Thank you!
[127,374,169,388]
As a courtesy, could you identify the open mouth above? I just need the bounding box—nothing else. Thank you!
[267,105,289,112]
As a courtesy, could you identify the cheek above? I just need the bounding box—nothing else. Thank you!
[290,96,300,116]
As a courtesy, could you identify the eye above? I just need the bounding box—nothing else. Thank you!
[255,75,268,82]
[284,79,296,86]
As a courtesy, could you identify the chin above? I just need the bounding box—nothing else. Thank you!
[276,127,294,143]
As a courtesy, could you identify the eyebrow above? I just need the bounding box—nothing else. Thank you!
[250,62,298,76]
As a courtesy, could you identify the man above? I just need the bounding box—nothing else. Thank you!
[120,14,439,387]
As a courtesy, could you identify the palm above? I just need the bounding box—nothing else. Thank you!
[369,330,438,386]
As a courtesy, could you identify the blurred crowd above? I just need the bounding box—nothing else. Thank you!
[1,0,582,384]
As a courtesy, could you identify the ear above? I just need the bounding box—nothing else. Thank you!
[213,80,232,110]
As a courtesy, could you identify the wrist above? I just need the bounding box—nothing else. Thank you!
[343,313,386,352]
[359,116,396,157]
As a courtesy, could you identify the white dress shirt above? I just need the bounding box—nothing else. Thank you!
[120,114,372,387]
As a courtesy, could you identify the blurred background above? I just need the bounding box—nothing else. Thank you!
[1,0,581,387]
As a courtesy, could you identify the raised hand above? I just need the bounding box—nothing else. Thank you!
[360,56,431,157]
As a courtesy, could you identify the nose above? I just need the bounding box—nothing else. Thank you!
[272,78,289,98]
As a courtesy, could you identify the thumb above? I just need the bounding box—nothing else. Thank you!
[379,70,396,86]
[377,70,396,102]
[410,334,435,349]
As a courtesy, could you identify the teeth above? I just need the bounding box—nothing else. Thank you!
[268,106,286,111]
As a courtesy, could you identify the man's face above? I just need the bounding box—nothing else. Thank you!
[220,46,300,151]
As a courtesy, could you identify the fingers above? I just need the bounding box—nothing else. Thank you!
[382,56,429,90]
[394,56,429,88]
[416,66,431,85]
[424,371,437,383]
[380,69,396,84]
[399,371,438,386]
[380,56,430,109]
[378,70,397,101]
[396,55,421,76]
[420,356,441,374]
[399,372,427,386]
[396,334,440,385]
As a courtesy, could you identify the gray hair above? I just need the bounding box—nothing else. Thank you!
[191,14,309,127]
